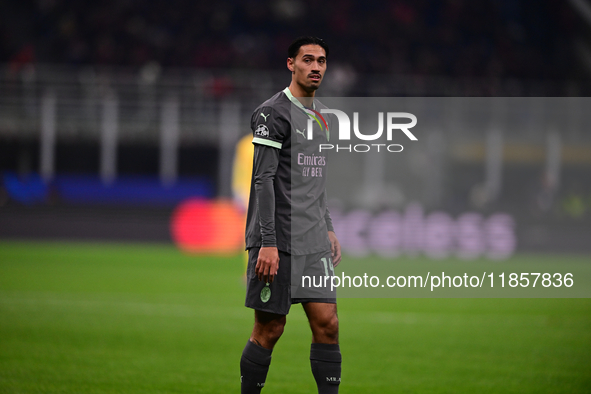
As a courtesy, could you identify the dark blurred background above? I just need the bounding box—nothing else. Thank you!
[1,0,586,82]
[1,0,590,256]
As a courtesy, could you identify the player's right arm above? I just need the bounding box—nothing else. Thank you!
[253,145,280,283]
[250,106,287,283]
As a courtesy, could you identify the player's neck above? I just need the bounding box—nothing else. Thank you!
[288,82,315,108]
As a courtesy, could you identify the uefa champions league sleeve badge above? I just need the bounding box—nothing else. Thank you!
[260,282,271,303]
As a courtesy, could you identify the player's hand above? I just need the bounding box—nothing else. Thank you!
[328,231,342,267]
[256,247,279,283]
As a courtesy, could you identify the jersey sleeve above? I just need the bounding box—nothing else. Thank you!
[323,191,335,232]
[252,144,280,247]
[251,106,288,149]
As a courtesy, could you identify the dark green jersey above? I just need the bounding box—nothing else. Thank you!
[245,87,334,255]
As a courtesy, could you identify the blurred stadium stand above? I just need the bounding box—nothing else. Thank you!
[0,0,585,81]
[1,0,590,254]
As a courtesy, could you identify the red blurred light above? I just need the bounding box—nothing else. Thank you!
[171,199,245,254]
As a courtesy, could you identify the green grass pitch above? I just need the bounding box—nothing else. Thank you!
[0,241,590,393]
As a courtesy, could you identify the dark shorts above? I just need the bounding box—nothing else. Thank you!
[245,247,337,315]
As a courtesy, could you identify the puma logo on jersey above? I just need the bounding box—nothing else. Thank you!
[260,113,269,121]
[295,128,306,137]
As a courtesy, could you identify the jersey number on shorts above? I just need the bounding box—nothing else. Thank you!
[320,257,334,277]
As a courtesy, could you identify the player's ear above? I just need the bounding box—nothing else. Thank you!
[287,57,295,73]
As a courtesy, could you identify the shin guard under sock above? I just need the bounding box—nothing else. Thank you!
[240,340,272,393]
[310,343,341,394]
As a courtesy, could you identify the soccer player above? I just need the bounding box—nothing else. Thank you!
[240,36,342,394]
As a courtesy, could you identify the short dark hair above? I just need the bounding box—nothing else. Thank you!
[288,36,329,59]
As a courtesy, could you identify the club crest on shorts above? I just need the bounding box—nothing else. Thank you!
[260,282,271,303]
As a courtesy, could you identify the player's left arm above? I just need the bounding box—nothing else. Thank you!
[320,110,342,265]
[328,229,341,267]
[323,194,341,267]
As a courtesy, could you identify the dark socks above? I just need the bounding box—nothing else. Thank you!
[240,340,272,394]
[310,343,341,394]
